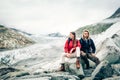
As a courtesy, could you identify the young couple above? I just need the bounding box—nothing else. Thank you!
[60,30,100,71]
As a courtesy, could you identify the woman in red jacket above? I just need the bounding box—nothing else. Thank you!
[60,32,81,71]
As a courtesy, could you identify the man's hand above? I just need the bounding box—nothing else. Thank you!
[91,53,96,57]
[81,51,86,56]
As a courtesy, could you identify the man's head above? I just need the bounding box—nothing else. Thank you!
[82,30,89,39]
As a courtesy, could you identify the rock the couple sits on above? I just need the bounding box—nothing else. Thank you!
[59,30,100,72]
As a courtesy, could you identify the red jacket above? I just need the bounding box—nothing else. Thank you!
[64,39,81,53]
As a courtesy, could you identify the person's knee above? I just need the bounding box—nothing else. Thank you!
[76,47,80,53]
[76,47,80,50]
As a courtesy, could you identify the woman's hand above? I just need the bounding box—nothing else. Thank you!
[91,53,96,57]
[70,48,75,53]
[66,53,71,58]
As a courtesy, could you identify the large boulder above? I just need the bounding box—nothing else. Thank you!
[89,61,120,80]
[91,60,113,80]
[96,31,120,64]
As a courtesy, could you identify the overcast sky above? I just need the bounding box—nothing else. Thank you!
[0,0,120,35]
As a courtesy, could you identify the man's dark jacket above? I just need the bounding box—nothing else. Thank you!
[79,38,96,54]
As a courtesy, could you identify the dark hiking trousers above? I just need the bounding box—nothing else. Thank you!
[81,52,100,69]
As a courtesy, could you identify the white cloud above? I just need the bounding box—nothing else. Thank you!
[0,0,120,35]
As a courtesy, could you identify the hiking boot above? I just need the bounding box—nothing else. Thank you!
[60,64,65,71]
[76,59,80,69]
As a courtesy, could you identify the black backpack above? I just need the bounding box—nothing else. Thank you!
[68,38,72,45]
[68,38,79,46]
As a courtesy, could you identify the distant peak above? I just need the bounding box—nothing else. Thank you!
[114,7,120,14]
[108,7,120,18]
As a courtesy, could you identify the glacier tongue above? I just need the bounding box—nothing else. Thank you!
[0,37,65,72]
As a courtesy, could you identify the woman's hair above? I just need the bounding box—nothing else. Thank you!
[70,32,77,47]
[70,32,76,40]
[82,29,90,39]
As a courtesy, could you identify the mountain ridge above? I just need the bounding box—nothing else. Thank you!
[0,25,34,51]
[108,7,120,18]
[75,7,120,37]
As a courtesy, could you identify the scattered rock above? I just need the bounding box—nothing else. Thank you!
[0,67,19,76]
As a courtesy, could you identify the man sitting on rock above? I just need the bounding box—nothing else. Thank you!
[60,32,81,71]
[79,30,100,69]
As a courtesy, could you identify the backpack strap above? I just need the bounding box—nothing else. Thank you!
[88,38,92,46]
[79,38,83,44]
[68,38,72,46]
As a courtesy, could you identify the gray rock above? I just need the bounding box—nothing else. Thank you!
[103,76,120,80]
[96,31,120,64]
[111,64,120,76]
[11,72,80,80]
[63,58,85,77]
[0,67,19,76]
[96,38,120,64]
[91,60,113,80]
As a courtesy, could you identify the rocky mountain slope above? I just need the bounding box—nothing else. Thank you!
[108,7,120,18]
[0,25,34,51]
[47,32,65,37]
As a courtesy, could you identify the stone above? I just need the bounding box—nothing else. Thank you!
[111,64,120,76]
[0,67,19,76]
[103,76,120,80]
[64,58,85,77]
[11,72,80,80]
[91,60,113,80]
